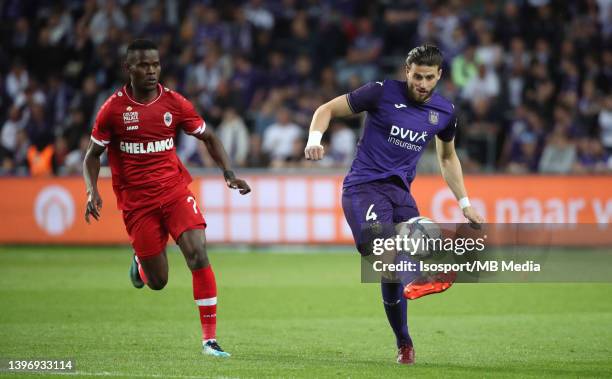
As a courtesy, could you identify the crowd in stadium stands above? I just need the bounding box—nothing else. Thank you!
[0,0,610,176]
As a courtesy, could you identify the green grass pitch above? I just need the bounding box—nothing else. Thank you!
[1,246,611,378]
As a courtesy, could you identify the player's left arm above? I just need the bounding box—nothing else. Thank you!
[195,128,251,195]
[435,137,484,224]
[178,93,250,195]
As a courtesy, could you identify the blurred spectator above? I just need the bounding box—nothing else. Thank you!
[598,51,612,93]
[6,59,28,99]
[463,98,500,170]
[504,60,526,109]
[1,128,29,175]
[217,108,249,167]
[327,121,356,167]
[418,2,459,50]
[89,0,127,45]
[145,5,172,42]
[46,75,73,127]
[254,88,284,135]
[451,44,477,89]
[185,46,228,109]
[230,54,262,110]
[504,37,530,72]
[224,7,254,55]
[599,95,612,152]
[10,18,33,53]
[262,108,302,166]
[336,18,382,85]
[507,132,540,174]
[26,142,54,177]
[382,1,418,56]
[52,136,69,175]
[266,51,294,89]
[69,76,102,126]
[280,12,316,58]
[24,104,53,150]
[244,0,274,31]
[495,2,522,46]
[475,30,502,69]
[0,0,610,175]
[539,129,576,174]
[62,135,90,175]
[47,6,73,46]
[461,64,500,104]
[573,138,610,173]
[578,79,601,128]
[1,107,24,154]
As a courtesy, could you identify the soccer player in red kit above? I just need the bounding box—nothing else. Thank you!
[83,39,250,358]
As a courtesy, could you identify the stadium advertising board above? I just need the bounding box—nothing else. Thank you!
[0,175,610,246]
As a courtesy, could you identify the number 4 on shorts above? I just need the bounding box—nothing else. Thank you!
[366,204,377,221]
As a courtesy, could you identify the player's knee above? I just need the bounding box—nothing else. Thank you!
[181,241,208,269]
[187,247,209,270]
[147,276,168,290]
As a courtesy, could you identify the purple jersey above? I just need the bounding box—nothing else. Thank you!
[343,80,456,189]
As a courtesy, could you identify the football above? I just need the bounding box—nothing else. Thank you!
[395,216,442,257]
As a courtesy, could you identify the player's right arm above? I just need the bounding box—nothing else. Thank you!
[305,95,353,161]
[83,97,113,223]
[305,81,383,161]
[83,141,105,223]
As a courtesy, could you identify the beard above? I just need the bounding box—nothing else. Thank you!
[407,82,433,103]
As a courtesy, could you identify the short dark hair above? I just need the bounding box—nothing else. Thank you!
[127,39,158,54]
[405,45,443,67]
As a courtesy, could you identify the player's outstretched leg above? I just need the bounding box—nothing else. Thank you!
[129,254,146,288]
[134,251,169,290]
[381,281,415,364]
[403,271,457,300]
[178,229,230,358]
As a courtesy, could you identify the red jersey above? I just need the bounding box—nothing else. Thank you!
[91,84,206,210]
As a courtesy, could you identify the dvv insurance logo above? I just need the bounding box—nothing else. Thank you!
[34,185,75,236]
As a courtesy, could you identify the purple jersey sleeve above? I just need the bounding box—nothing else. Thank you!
[437,112,457,142]
[346,81,384,113]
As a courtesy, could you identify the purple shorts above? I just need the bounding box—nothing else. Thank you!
[342,177,419,256]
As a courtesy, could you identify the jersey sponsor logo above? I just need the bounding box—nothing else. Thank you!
[388,125,427,152]
[428,111,439,125]
[126,125,139,131]
[375,81,384,86]
[390,125,428,143]
[126,106,132,111]
[119,138,174,154]
[394,103,407,109]
[123,111,139,124]
[164,112,172,127]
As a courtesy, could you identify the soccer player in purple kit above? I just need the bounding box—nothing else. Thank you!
[305,45,484,365]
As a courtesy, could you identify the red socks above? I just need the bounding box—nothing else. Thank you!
[192,265,217,341]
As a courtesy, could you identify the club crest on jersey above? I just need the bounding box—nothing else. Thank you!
[164,112,172,127]
[123,111,139,124]
[428,111,439,125]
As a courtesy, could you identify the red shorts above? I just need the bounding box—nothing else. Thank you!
[122,188,206,258]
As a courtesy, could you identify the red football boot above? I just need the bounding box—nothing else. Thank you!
[396,344,415,365]
[403,271,457,300]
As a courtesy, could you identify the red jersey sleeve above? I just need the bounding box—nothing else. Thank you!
[91,96,113,147]
[177,95,206,136]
